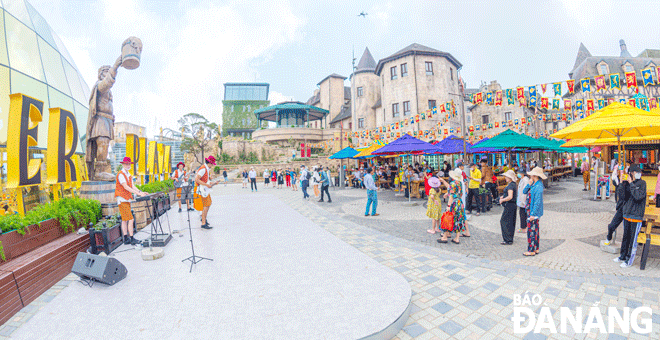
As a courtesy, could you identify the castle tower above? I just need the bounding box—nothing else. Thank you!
[351,47,380,132]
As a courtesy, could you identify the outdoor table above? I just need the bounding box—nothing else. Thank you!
[640,206,660,270]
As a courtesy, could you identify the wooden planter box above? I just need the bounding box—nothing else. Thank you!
[0,217,77,262]
[88,223,123,255]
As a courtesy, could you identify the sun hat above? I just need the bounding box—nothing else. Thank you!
[206,155,216,165]
[503,170,517,182]
[528,167,547,179]
[449,170,462,182]
[176,162,185,168]
[428,177,441,188]
[120,157,134,164]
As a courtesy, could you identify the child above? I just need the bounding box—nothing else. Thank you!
[426,177,442,234]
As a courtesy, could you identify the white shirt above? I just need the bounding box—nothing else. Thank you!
[301,169,308,180]
[263,171,269,178]
[172,169,189,187]
[517,176,530,208]
[248,170,256,179]
[116,169,132,204]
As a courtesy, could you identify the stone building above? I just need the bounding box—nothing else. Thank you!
[465,81,534,140]
[541,39,660,135]
[306,74,352,130]
[222,83,270,139]
[349,44,464,144]
[113,122,145,143]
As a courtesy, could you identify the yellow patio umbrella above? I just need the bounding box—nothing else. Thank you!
[560,139,588,147]
[551,102,660,164]
[353,143,385,158]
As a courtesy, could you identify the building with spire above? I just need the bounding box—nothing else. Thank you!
[349,44,464,145]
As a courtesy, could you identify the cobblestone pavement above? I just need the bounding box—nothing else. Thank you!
[268,185,660,340]
[288,178,660,276]
[2,182,660,339]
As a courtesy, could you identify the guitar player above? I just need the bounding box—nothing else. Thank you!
[195,156,217,229]
[172,162,193,213]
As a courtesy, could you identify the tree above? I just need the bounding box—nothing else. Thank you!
[178,113,218,164]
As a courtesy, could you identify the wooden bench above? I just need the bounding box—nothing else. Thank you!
[0,233,89,324]
[639,206,660,270]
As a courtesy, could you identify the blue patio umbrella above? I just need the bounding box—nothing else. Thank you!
[329,147,358,159]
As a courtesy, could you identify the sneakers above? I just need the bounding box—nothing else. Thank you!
[201,223,212,229]
[327,200,332,203]
[613,256,623,263]
[620,262,631,268]
[179,208,182,213]
[130,236,141,245]
[123,235,130,245]
[318,199,324,202]
[603,239,612,246]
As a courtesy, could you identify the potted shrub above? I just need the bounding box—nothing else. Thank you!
[88,214,123,255]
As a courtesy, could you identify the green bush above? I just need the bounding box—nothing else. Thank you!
[214,166,221,174]
[137,179,174,193]
[0,197,101,235]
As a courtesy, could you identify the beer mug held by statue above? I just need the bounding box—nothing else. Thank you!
[86,37,143,181]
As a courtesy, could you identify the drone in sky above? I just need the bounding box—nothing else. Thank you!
[358,12,368,18]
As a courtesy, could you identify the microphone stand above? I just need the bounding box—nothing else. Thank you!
[179,185,212,272]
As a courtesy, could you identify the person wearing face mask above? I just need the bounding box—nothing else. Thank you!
[614,164,646,268]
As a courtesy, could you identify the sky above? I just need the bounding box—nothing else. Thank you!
[26,0,660,137]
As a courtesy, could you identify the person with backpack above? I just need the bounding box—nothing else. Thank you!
[615,164,646,268]
[319,167,332,203]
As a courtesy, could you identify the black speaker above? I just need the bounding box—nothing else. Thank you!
[71,252,127,285]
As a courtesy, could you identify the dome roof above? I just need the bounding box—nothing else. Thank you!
[0,0,90,152]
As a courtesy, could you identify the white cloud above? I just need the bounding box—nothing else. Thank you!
[268,91,294,105]
[80,0,306,137]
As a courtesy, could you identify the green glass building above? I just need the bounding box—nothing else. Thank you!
[222,83,270,138]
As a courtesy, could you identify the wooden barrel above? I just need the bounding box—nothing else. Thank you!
[80,181,115,204]
[100,203,119,218]
[132,200,151,230]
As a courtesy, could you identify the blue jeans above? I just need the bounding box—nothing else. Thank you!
[365,190,378,215]
[301,180,309,198]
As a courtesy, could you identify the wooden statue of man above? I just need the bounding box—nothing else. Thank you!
[86,57,122,181]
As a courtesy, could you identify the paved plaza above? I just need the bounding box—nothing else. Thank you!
[1,178,659,339]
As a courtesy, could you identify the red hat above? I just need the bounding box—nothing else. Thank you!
[205,155,216,165]
[176,162,185,168]
[120,157,134,164]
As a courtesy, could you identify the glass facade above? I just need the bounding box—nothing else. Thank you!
[224,83,269,101]
[0,0,90,152]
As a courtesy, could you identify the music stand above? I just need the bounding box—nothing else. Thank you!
[140,194,172,247]
[179,185,212,272]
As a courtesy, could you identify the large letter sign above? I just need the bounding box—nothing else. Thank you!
[7,94,44,188]
[147,141,159,175]
[46,108,78,184]
[125,133,140,176]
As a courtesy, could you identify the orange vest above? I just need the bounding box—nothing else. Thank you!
[174,169,186,180]
[198,166,209,184]
[115,171,133,200]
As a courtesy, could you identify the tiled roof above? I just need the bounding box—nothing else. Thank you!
[330,104,351,124]
[317,73,347,86]
[355,47,376,74]
[375,43,462,75]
